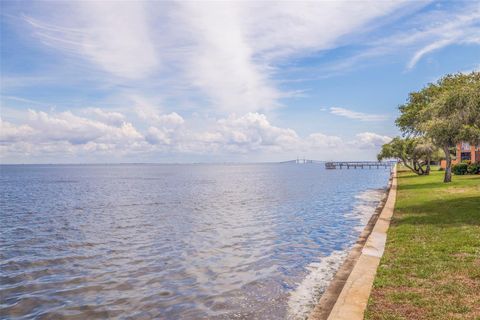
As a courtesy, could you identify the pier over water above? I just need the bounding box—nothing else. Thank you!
[279,159,396,169]
[325,161,396,169]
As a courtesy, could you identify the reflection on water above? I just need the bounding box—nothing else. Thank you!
[0,164,390,319]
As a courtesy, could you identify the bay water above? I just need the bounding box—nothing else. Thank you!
[0,163,390,319]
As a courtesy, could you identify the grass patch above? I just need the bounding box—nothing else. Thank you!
[365,168,480,320]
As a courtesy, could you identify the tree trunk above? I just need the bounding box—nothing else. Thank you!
[413,157,423,175]
[443,145,452,183]
[414,156,425,175]
[417,162,425,175]
[401,158,425,175]
[426,156,431,175]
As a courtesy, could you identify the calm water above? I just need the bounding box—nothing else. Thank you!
[0,164,390,319]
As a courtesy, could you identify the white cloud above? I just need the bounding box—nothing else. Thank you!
[330,107,388,122]
[307,133,343,148]
[175,2,281,112]
[407,39,454,70]
[157,112,185,128]
[0,119,35,143]
[244,1,409,60]
[352,132,392,149]
[82,108,126,127]
[1,108,392,162]
[1,108,184,157]
[291,3,480,76]
[145,127,173,146]
[25,110,144,146]
[191,113,301,153]
[24,1,158,79]
[0,110,147,158]
[392,5,480,70]
[2,95,49,106]
[4,2,476,163]
[169,1,408,112]
[22,1,414,113]
[130,94,185,129]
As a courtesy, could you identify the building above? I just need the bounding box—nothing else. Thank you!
[440,142,480,169]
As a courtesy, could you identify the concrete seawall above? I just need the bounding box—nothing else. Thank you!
[309,166,397,320]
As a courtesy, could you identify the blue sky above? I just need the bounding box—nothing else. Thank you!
[1,1,479,163]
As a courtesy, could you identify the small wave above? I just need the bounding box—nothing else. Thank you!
[350,188,386,230]
[287,188,386,319]
[287,250,348,320]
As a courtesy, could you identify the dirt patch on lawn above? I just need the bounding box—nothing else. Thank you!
[367,275,480,320]
[367,287,428,320]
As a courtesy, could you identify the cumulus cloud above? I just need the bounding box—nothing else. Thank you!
[352,132,392,149]
[211,113,300,151]
[3,1,476,163]
[145,127,173,146]
[82,108,126,127]
[0,119,35,143]
[130,95,185,128]
[307,133,343,148]
[1,110,148,159]
[330,107,388,122]
[1,109,389,161]
[25,110,144,145]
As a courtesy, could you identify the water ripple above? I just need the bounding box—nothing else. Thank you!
[0,164,390,319]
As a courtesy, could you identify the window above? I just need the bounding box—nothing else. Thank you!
[461,152,471,161]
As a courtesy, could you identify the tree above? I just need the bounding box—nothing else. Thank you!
[396,72,480,182]
[378,137,435,175]
[413,139,438,175]
[420,73,480,182]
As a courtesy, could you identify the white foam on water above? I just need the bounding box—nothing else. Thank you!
[287,250,348,320]
[350,188,387,232]
[287,188,387,320]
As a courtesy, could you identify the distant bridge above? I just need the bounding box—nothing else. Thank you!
[279,158,322,164]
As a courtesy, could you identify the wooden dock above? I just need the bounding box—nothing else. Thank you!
[325,161,395,169]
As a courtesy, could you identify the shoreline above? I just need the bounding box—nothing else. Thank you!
[308,167,396,320]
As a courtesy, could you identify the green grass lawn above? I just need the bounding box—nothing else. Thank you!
[365,168,480,320]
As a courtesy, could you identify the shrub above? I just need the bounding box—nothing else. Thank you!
[467,163,480,174]
[438,167,445,171]
[452,163,468,175]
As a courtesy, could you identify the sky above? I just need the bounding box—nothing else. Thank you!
[1,0,479,164]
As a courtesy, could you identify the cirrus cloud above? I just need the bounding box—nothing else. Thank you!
[330,107,388,122]
[19,1,415,113]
